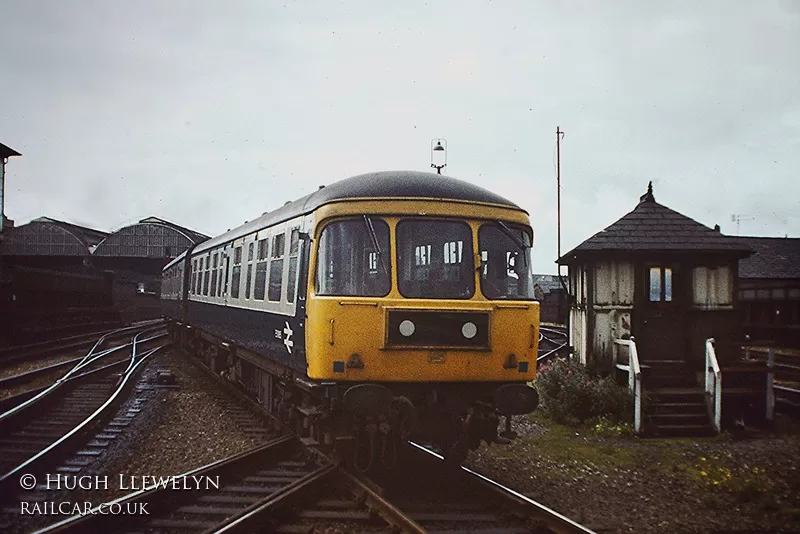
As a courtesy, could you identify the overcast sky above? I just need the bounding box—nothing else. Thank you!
[2,1,798,272]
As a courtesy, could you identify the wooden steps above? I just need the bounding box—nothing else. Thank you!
[642,360,715,437]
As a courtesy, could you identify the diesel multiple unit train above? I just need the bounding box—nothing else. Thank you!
[162,170,540,467]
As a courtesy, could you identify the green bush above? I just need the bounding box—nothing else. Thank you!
[535,357,633,426]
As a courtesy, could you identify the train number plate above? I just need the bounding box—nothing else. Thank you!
[428,350,446,364]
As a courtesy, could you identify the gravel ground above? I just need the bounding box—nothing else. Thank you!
[0,353,130,400]
[0,351,86,381]
[466,415,800,533]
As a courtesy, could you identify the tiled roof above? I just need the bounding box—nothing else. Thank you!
[532,274,567,293]
[738,237,800,279]
[558,183,752,264]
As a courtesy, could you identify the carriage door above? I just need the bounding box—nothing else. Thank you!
[638,264,685,362]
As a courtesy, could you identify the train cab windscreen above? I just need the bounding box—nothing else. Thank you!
[397,220,475,299]
[479,222,536,300]
[315,217,391,296]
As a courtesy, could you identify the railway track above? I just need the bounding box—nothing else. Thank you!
[0,323,164,410]
[40,438,593,534]
[0,323,129,367]
[0,324,169,491]
[0,321,165,397]
[538,325,568,364]
[37,347,594,533]
[38,436,333,533]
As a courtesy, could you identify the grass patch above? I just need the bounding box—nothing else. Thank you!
[487,412,641,477]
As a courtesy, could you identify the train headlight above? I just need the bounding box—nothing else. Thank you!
[399,319,415,337]
[462,321,477,339]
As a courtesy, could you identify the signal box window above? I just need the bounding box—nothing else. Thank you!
[397,220,473,299]
[316,218,391,297]
[649,266,672,303]
[479,223,535,300]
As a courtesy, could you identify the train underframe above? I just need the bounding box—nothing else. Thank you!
[171,322,539,470]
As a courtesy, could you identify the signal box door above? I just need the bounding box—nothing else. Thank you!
[637,264,686,362]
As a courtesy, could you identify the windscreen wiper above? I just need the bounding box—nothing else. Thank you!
[496,221,529,253]
[363,215,388,274]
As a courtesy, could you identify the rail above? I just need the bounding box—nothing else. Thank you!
[0,322,165,423]
[537,326,569,364]
[612,337,642,434]
[0,340,168,484]
[409,441,595,533]
[705,338,722,433]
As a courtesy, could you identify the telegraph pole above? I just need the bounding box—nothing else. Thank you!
[556,127,564,266]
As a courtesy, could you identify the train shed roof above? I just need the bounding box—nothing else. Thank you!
[0,216,108,256]
[93,216,210,259]
[558,183,753,264]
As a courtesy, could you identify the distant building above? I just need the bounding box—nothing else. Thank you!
[0,215,209,322]
[737,237,800,347]
[92,217,209,321]
[532,274,567,324]
[0,216,108,269]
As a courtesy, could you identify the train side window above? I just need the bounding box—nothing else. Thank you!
[211,254,218,298]
[245,242,255,299]
[272,234,285,258]
[316,218,391,297]
[195,259,200,295]
[198,257,203,295]
[268,233,286,301]
[203,255,211,296]
[231,246,242,299]
[254,239,269,300]
[191,260,196,294]
[223,254,230,296]
[286,228,300,302]
[217,255,224,297]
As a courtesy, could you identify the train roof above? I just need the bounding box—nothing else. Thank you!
[163,249,188,270]
[193,171,525,255]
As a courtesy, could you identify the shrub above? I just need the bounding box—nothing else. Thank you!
[535,357,633,426]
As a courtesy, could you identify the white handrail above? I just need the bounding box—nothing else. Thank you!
[705,338,721,433]
[613,338,642,434]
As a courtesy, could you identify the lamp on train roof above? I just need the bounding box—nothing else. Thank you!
[431,138,447,175]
